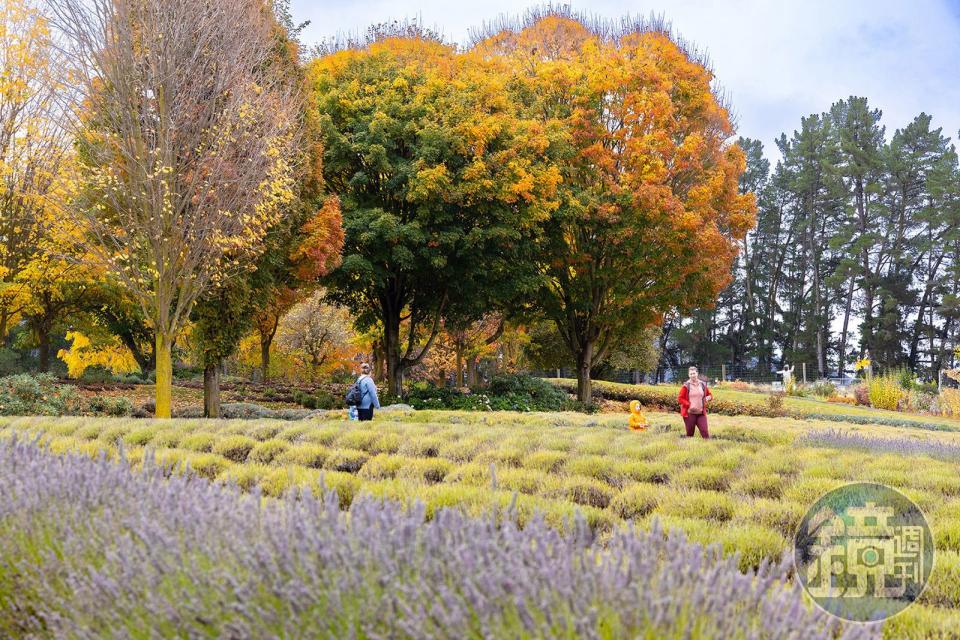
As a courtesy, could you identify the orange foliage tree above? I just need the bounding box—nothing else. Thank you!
[473,11,756,401]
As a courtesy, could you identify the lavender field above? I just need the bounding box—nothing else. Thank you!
[0,438,878,639]
[1,411,960,637]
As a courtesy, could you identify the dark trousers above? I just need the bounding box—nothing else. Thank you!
[358,407,374,421]
[683,413,709,438]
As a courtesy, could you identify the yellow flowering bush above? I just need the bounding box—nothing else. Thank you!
[866,372,903,411]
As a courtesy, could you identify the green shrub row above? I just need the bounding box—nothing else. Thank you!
[405,374,571,412]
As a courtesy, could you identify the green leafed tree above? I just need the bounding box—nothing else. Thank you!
[312,33,559,395]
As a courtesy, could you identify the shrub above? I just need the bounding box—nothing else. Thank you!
[334,429,380,451]
[151,429,184,449]
[122,426,161,446]
[404,384,490,411]
[87,396,134,417]
[396,458,454,484]
[825,395,857,405]
[673,467,731,492]
[181,452,231,480]
[739,498,805,537]
[0,347,23,376]
[97,424,129,446]
[359,454,408,480]
[658,490,736,522]
[783,478,842,505]
[277,444,330,469]
[248,424,282,441]
[610,483,660,519]
[324,448,369,473]
[295,390,340,410]
[867,372,903,410]
[485,374,568,411]
[808,380,836,398]
[766,391,784,412]
[0,373,81,416]
[919,550,960,608]
[618,460,671,484]
[852,384,870,406]
[180,432,217,453]
[522,450,567,473]
[785,379,806,397]
[260,465,320,498]
[556,476,614,509]
[79,365,113,383]
[732,473,783,500]
[716,524,787,572]
[906,390,938,413]
[940,389,960,417]
[494,468,554,495]
[933,516,960,553]
[559,399,600,413]
[247,440,290,465]
[217,463,270,491]
[316,471,361,509]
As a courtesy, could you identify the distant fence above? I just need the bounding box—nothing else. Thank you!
[532,364,838,386]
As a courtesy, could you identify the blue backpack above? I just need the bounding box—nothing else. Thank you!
[345,376,367,407]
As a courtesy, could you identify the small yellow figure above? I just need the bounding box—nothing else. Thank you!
[628,400,649,431]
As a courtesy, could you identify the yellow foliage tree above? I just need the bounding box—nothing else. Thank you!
[0,0,70,341]
[57,330,139,379]
[48,0,301,417]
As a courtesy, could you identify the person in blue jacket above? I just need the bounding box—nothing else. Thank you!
[356,363,381,421]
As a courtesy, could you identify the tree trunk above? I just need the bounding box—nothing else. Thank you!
[837,277,854,377]
[155,333,173,419]
[576,341,594,403]
[383,310,403,396]
[37,326,50,372]
[259,336,270,382]
[0,311,8,346]
[466,356,478,387]
[203,362,221,418]
[455,340,464,387]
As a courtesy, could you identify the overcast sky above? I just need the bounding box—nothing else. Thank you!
[291,0,960,161]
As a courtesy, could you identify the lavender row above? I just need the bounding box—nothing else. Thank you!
[799,428,960,461]
[0,440,877,639]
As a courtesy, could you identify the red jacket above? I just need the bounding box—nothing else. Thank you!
[678,380,712,418]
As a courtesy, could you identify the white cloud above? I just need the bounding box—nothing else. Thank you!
[292,0,960,157]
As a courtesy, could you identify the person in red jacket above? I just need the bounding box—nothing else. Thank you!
[678,366,712,438]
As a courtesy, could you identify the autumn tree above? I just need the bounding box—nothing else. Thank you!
[473,12,755,401]
[252,194,342,383]
[275,291,354,377]
[313,32,559,395]
[190,13,342,416]
[0,0,69,343]
[47,0,300,417]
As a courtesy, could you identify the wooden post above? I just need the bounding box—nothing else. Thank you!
[721,364,726,382]
[802,362,807,383]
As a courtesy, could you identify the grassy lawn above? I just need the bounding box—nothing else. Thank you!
[2,408,960,637]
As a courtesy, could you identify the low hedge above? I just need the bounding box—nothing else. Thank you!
[405,374,571,412]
